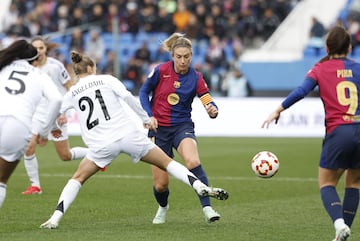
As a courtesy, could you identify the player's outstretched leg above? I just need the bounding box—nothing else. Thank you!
[166,160,229,200]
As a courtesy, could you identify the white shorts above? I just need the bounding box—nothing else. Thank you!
[0,116,31,162]
[87,130,156,168]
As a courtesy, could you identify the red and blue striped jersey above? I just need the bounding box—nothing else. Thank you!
[282,58,360,134]
[139,61,212,126]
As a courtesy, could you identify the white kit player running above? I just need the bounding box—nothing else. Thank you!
[0,39,62,208]
[40,51,229,229]
[22,36,88,195]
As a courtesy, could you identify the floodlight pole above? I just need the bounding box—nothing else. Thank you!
[112,17,121,79]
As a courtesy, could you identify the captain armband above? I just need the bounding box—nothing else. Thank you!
[199,93,213,106]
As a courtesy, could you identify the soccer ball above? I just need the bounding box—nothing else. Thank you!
[251,151,279,178]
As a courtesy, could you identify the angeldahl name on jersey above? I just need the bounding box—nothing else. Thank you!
[71,79,105,97]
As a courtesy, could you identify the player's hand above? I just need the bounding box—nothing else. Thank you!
[56,114,68,127]
[144,116,158,132]
[206,104,218,118]
[261,111,281,128]
[51,129,62,138]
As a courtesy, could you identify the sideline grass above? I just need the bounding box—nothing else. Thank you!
[0,136,358,241]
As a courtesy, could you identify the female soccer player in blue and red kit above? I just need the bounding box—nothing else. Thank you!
[139,33,222,224]
[262,25,360,241]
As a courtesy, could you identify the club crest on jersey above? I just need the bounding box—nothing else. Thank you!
[167,93,179,105]
[173,81,180,88]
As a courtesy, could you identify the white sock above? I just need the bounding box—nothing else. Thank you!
[70,147,88,160]
[24,154,40,187]
[57,179,82,213]
[0,183,7,208]
[334,218,346,230]
[50,179,82,224]
[166,160,200,187]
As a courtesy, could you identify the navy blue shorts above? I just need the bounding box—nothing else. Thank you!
[320,124,360,169]
[148,122,196,158]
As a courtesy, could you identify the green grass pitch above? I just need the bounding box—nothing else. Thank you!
[0,136,358,241]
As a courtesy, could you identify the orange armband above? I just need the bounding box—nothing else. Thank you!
[199,93,213,106]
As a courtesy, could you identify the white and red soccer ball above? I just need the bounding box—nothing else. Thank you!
[251,151,280,178]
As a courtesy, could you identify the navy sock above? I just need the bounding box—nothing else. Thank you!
[343,187,359,227]
[320,186,343,222]
[190,164,210,207]
[153,186,169,207]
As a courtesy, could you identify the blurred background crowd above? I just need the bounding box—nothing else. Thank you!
[1,0,359,97]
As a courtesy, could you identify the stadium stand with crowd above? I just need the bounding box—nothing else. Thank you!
[1,0,359,96]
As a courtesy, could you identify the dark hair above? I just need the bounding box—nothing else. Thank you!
[70,51,95,75]
[0,39,38,70]
[319,25,350,63]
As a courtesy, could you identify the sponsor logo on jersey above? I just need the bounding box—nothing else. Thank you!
[167,93,179,105]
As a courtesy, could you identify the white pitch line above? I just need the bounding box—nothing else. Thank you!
[32,173,318,182]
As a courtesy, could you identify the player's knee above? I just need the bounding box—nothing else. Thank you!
[185,159,201,169]
[154,182,168,192]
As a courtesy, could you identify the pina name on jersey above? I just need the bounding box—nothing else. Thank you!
[71,79,105,97]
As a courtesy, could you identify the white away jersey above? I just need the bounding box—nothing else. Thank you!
[0,60,62,132]
[32,56,70,127]
[39,56,70,95]
[61,74,150,150]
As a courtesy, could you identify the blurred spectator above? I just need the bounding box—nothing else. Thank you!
[153,6,175,34]
[347,16,360,53]
[221,67,252,97]
[75,0,93,16]
[192,2,207,27]
[122,57,143,93]
[185,13,201,41]
[238,8,258,47]
[258,7,281,41]
[85,28,105,65]
[205,35,227,93]
[21,0,55,35]
[134,40,152,68]
[101,50,116,75]
[69,27,85,53]
[201,15,217,41]
[224,14,240,41]
[209,4,226,37]
[54,3,69,33]
[68,6,88,28]
[158,0,177,14]
[272,0,293,22]
[88,3,107,31]
[26,14,42,36]
[125,1,141,36]
[105,3,127,33]
[6,15,31,38]
[194,62,212,91]
[172,0,191,33]
[140,3,158,32]
[205,35,227,73]
[2,3,19,33]
[229,36,244,66]
[308,16,326,55]
[11,0,28,16]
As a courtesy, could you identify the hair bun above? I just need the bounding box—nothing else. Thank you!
[70,51,82,63]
